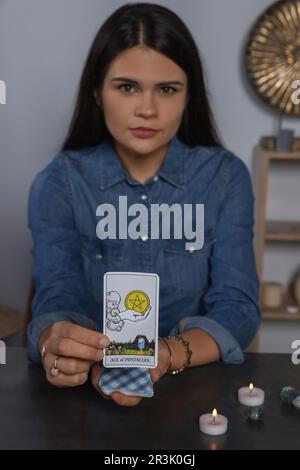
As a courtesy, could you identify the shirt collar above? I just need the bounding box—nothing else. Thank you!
[97,135,188,190]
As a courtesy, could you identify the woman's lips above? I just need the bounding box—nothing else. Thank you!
[130,128,159,138]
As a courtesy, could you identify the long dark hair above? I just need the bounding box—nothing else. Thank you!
[61,2,223,151]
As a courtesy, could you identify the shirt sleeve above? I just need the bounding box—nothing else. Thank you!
[169,154,261,364]
[27,155,96,366]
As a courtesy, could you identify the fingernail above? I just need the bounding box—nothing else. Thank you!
[99,337,110,348]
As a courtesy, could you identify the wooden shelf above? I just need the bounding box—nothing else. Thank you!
[260,150,300,161]
[262,310,300,320]
[252,145,300,351]
[256,139,300,161]
[265,220,300,242]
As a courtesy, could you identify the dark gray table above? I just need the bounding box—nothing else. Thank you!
[0,348,299,450]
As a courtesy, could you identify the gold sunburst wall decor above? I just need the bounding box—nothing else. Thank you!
[245,0,300,116]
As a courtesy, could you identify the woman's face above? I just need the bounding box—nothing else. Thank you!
[94,46,188,155]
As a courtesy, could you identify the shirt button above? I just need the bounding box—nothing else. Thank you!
[141,235,148,242]
[141,194,148,200]
[95,253,102,260]
[188,246,195,254]
[153,175,159,182]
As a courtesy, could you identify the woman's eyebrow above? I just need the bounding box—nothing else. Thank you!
[111,77,184,86]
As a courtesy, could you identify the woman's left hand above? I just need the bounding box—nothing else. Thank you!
[91,339,171,407]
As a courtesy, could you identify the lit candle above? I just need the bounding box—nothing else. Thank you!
[199,408,228,436]
[238,383,265,407]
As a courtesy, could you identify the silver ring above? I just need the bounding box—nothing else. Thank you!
[50,356,60,377]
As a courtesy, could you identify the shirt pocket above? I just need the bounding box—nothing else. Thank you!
[80,236,125,264]
[162,228,217,297]
[80,236,125,303]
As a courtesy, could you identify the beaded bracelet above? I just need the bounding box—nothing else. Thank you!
[159,335,192,375]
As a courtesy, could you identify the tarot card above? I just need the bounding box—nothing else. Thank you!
[103,272,159,368]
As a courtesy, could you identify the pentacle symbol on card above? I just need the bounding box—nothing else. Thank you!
[125,290,150,314]
[105,290,152,332]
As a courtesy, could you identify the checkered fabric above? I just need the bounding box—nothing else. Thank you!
[98,367,154,398]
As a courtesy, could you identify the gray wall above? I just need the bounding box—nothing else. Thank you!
[1,0,299,351]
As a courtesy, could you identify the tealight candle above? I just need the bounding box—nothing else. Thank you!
[238,383,265,407]
[199,408,228,436]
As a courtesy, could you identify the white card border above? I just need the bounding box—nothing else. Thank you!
[103,271,159,368]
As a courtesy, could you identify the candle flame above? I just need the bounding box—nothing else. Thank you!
[249,383,254,393]
[212,408,218,420]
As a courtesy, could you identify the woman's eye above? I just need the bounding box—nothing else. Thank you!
[159,86,176,94]
[119,84,136,93]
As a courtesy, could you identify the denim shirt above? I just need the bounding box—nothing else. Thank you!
[27,135,261,366]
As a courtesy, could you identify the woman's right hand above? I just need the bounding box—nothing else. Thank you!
[38,321,110,388]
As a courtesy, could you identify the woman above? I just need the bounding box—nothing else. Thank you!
[27,2,261,407]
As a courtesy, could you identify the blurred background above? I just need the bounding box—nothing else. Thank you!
[0,0,299,352]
